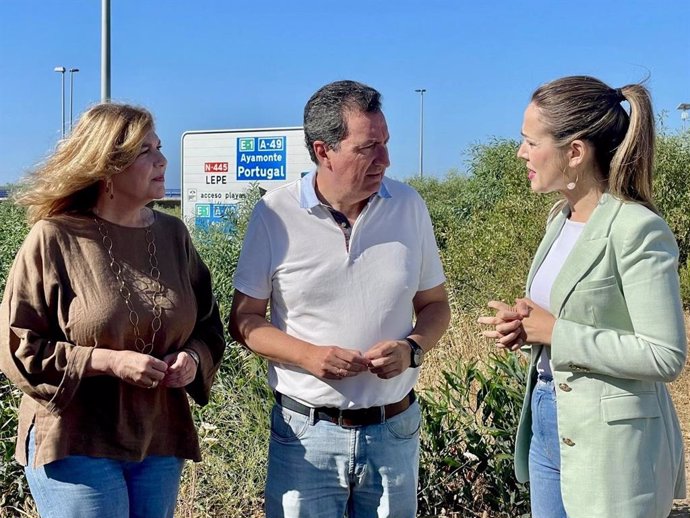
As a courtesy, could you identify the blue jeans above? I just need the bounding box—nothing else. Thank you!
[24,428,184,518]
[529,377,568,518]
[265,400,421,518]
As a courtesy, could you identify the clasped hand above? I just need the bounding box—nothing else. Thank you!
[477,298,555,351]
[307,340,411,380]
[109,349,198,389]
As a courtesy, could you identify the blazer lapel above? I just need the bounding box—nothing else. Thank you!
[549,194,622,316]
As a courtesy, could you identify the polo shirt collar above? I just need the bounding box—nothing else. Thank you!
[299,171,392,209]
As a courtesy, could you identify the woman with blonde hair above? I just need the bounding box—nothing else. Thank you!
[479,76,686,518]
[0,103,225,517]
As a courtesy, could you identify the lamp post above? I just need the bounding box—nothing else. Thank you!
[54,66,66,138]
[678,103,690,131]
[69,68,80,131]
[101,0,111,101]
[414,88,426,177]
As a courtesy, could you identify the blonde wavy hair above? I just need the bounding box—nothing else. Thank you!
[531,75,656,213]
[15,103,154,224]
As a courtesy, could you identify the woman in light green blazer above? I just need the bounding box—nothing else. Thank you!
[480,76,686,518]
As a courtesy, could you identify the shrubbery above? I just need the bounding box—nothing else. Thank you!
[0,130,687,516]
[418,353,529,518]
[411,139,555,313]
[0,200,28,512]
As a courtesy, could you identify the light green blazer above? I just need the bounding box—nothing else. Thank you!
[514,194,687,518]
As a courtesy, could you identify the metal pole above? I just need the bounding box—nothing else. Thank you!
[101,0,111,102]
[677,104,690,132]
[61,71,66,138]
[54,66,66,138]
[69,68,79,131]
[415,88,426,177]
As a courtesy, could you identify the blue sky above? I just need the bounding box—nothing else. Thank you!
[1,0,688,189]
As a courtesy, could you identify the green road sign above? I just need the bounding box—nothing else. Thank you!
[239,138,254,152]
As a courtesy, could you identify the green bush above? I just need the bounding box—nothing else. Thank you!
[0,374,26,512]
[180,346,271,516]
[0,202,28,295]
[418,352,530,518]
[179,184,271,515]
[654,130,690,273]
[412,139,556,311]
[0,201,29,511]
[622,130,690,300]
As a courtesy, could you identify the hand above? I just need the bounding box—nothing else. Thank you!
[477,300,529,351]
[161,350,199,388]
[514,298,555,345]
[108,350,168,389]
[304,346,371,380]
[364,340,410,379]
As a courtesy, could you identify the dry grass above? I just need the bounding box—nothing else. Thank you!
[418,308,493,391]
[0,501,36,518]
[667,317,690,515]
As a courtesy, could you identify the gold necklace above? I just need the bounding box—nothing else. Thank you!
[95,217,164,354]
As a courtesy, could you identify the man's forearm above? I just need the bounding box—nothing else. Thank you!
[408,300,451,352]
[231,313,316,367]
[409,283,451,352]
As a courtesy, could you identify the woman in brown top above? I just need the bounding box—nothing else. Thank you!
[0,103,225,518]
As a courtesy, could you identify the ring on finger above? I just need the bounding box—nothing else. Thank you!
[149,380,157,389]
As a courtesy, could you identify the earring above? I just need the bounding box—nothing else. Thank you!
[105,178,114,200]
[564,169,578,190]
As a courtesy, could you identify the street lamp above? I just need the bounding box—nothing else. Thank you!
[54,66,66,138]
[414,88,426,177]
[678,103,690,131]
[69,68,80,131]
[102,0,111,101]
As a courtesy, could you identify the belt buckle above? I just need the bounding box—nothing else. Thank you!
[337,412,358,428]
[337,410,365,428]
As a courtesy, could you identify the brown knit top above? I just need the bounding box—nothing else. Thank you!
[0,211,225,467]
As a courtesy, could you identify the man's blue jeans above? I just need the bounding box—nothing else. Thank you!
[24,428,184,518]
[265,400,421,518]
[529,377,568,518]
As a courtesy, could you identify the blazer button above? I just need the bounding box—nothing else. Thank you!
[558,383,572,392]
[562,437,575,447]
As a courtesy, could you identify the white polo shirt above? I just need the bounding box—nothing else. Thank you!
[233,172,446,408]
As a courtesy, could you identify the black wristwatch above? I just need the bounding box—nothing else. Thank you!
[405,337,424,368]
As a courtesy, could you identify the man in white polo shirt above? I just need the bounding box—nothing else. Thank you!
[229,80,450,518]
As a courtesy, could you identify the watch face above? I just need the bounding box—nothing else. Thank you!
[407,338,423,367]
[411,345,423,367]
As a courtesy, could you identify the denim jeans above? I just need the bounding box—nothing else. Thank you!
[24,428,184,518]
[529,377,568,518]
[265,400,421,518]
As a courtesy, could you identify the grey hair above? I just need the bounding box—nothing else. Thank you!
[532,75,656,211]
[303,80,382,163]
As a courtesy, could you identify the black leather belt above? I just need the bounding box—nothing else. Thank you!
[274,390,416,428]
